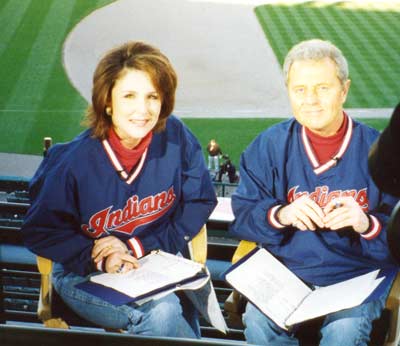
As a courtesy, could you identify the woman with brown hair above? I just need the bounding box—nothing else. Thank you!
[21,41,216,338]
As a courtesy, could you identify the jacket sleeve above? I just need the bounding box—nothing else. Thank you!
[21,149,94,276]
[357,126,400,263]
[126,126,217,257]
[228,135,288,245]
[359,189,399,263]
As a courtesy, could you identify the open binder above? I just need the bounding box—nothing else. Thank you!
[77,250,227,333]
[224,247,395,330]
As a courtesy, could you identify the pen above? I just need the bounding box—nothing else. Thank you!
[116,263,125,274]
[333,201,342,209]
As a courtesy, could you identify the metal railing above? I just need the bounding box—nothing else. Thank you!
[212,182,238,198]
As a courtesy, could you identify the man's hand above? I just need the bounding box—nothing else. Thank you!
[277,196,325,231]
[323,197,370,233]
[92,236,128,264]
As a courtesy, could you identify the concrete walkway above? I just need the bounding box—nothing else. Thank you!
[0,153,42,179]
[63,0,292,118]
[62,0,394,119]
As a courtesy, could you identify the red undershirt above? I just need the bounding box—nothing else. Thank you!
[108,127,153,172]
[305,115,348,165]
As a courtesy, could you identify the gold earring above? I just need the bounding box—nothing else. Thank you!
[106,107,112,115]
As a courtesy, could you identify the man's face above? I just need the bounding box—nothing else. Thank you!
[287,57,350,136]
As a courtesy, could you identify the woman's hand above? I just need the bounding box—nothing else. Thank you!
[91,236,128,264]
[104,251,139,274]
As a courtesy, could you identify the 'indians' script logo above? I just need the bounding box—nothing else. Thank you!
[81,187,176,238]
[287,185,369,211]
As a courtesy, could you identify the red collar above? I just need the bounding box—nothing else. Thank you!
[301,113,353,175]
[305,114,348,165]
[108,127,153,173]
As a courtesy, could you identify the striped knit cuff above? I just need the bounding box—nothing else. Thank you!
[95,259,105,272]
[268,205,286,229]
[127,237,145,258]
[360,215,382,240]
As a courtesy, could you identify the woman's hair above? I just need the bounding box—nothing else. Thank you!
[84,41,178,139]
[283,39,349,86]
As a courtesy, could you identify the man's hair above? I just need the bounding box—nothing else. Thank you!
[283,39,349,86]
[84,41,178,139]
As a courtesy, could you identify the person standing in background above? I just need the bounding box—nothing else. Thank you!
[207,139,222,175]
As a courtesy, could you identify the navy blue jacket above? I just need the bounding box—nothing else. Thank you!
[22,116,217,276]
[229,115,398,286]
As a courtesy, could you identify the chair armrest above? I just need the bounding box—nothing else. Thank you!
[224,240,257,328]
[225,290,246,314]
[188,225,207,265]
[37,255,52,275]
[36,256,53,322]
[232,240,257,264]
[385,271,400,346]
[224,290,246,329]
[37,256,69,328]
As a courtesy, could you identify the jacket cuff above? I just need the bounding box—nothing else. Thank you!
[360,215,382,240]
[94,259,106,272]
[127,237,145,258]
[268,205,286,229]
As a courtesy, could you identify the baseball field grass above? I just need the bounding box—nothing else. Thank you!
[0,0,397,166]
[255,1,399,108]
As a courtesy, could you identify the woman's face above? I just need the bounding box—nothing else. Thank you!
[109,69,161,149]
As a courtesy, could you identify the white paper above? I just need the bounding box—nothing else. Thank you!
[134,274,209,306]
[286,270,383,326]
[90,251,227,332]
[225,248,311,330]
[226,248,386,330]
[90,251,204,299]
[209,197,234,222]
[184,268,228,333]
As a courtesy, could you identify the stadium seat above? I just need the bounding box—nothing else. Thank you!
[224,240,400,346]
[37,225,208,330]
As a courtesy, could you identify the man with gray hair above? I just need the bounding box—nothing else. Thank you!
[229,39,399,345]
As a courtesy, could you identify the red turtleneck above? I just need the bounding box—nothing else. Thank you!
[108,127,153,172]
[305,115,348,165]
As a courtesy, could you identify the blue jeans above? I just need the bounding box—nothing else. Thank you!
[52,263,198,338]
[243,279,391,346]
